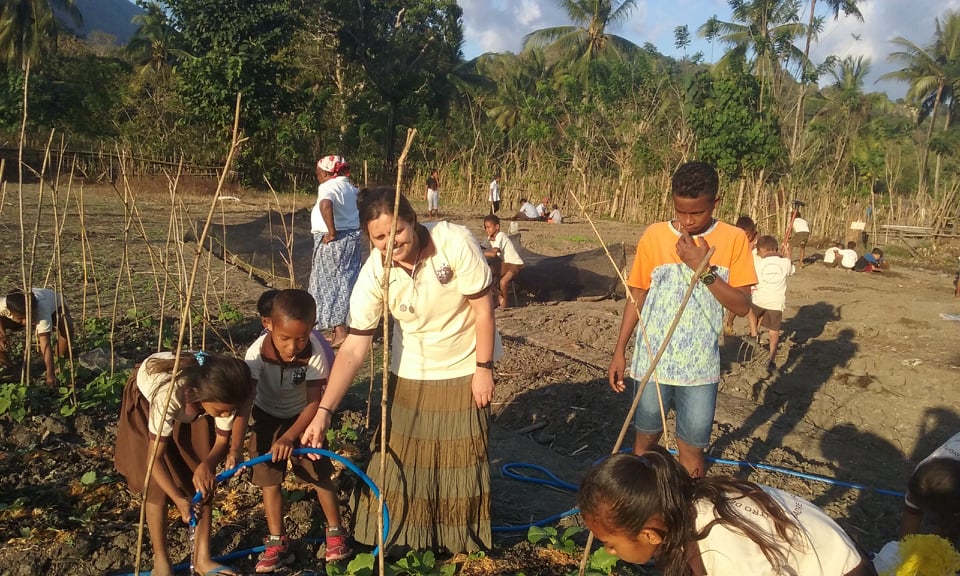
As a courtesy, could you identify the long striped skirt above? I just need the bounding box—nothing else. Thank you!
[353,373,491,554]
[308,229,361,330]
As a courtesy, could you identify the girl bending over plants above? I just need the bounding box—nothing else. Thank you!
[578,447,877,576]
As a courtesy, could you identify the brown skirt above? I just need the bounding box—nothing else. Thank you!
[353,373,491,554]
[114,369,215,500]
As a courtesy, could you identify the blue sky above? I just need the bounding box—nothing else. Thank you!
[459,0,960,100]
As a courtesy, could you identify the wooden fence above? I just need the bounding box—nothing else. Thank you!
[0,147,232,182]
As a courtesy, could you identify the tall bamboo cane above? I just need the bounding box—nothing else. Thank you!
[376,128,417,575]
[133,93,248,576]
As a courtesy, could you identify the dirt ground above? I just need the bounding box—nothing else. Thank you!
[1,183,959,574]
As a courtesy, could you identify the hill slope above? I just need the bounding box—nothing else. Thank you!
[69,0,143,44]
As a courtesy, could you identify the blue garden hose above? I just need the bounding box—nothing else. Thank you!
[189,447,389,556]
[118,448,388,575]
[491,450,906,534]
[492,463,580,533]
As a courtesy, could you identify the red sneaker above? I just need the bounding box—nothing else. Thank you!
[323,527,352,562]
[255,535,294,573]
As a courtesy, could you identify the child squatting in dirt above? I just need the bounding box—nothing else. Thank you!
[608,161,757,479]
[114,351,253,576]
[238,289,350,571]
[0,287,75,385]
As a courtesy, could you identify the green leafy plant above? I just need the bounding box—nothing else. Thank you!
[388,550,454,576]
[567,548,620,576]
[68,502,102,526]
[82,317,113,348]
[60,369,129,417]
[0,382,28,422]
[126,307,157,328]
[527,525,584,554]
[326,420,360,450]
[325,552,375,576]
[217,303,244,324]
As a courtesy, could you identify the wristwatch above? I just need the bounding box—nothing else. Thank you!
[699,265,718,286]
[476,360,495,370]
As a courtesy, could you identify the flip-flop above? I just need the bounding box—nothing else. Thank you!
[196,565,240,576]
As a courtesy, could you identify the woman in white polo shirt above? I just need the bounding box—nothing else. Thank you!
[301,187,501,555]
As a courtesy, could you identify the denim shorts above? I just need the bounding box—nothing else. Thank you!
[631,379,718,448]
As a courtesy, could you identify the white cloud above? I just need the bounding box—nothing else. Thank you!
[459,0,960,99]
[809,0,960,98]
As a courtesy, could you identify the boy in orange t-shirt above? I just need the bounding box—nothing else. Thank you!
[608,162,757,478]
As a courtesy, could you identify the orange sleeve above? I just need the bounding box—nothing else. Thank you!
[627,230,656,289]
[726,228,758,288]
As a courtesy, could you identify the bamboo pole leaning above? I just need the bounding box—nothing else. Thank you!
[133,93,248,576]
[577,246,715,576]
[375,127,418,576]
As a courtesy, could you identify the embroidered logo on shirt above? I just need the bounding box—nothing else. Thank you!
[436,263,454,284]
[290,366,307,386]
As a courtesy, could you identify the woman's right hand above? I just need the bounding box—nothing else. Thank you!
[300,409,332,460]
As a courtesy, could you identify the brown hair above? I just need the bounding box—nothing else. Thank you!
[358,187,418,232]
[146,352,253,406]
[756,235,779,252]
[579,447,800,576]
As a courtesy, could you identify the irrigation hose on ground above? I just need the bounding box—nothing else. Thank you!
[121,449,904,573]
[121,448,389,576]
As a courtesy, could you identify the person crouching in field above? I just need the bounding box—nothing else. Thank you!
[0,287,75,385]
[748,235,794,375]
[239,289,350,570]
[823,242,842,268]
[483,214,525,308]
[579,448,877,576]
[114,351,253,576]
[608,162,756,478]
[899,431,960,545]
[853,248,886,273]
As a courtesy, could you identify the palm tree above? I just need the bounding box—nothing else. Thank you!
[0,0,81,69]
[791,0,864,154]
[881,10,960,194]
[819,55,871,185]
[523,0,639,76]
[698,0,808,113]
[480,50,554,134]
[127,2,183,74]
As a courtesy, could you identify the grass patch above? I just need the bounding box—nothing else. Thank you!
[560,235,593,243]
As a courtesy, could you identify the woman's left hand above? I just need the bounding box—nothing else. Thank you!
[471,369,495,408]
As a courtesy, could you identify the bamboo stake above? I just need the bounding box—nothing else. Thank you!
[133,93,248,576]
[16,59,31,386]
[377,128,417,574]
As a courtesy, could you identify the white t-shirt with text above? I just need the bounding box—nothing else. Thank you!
[751,254,794,311]
[695,485,862,576]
